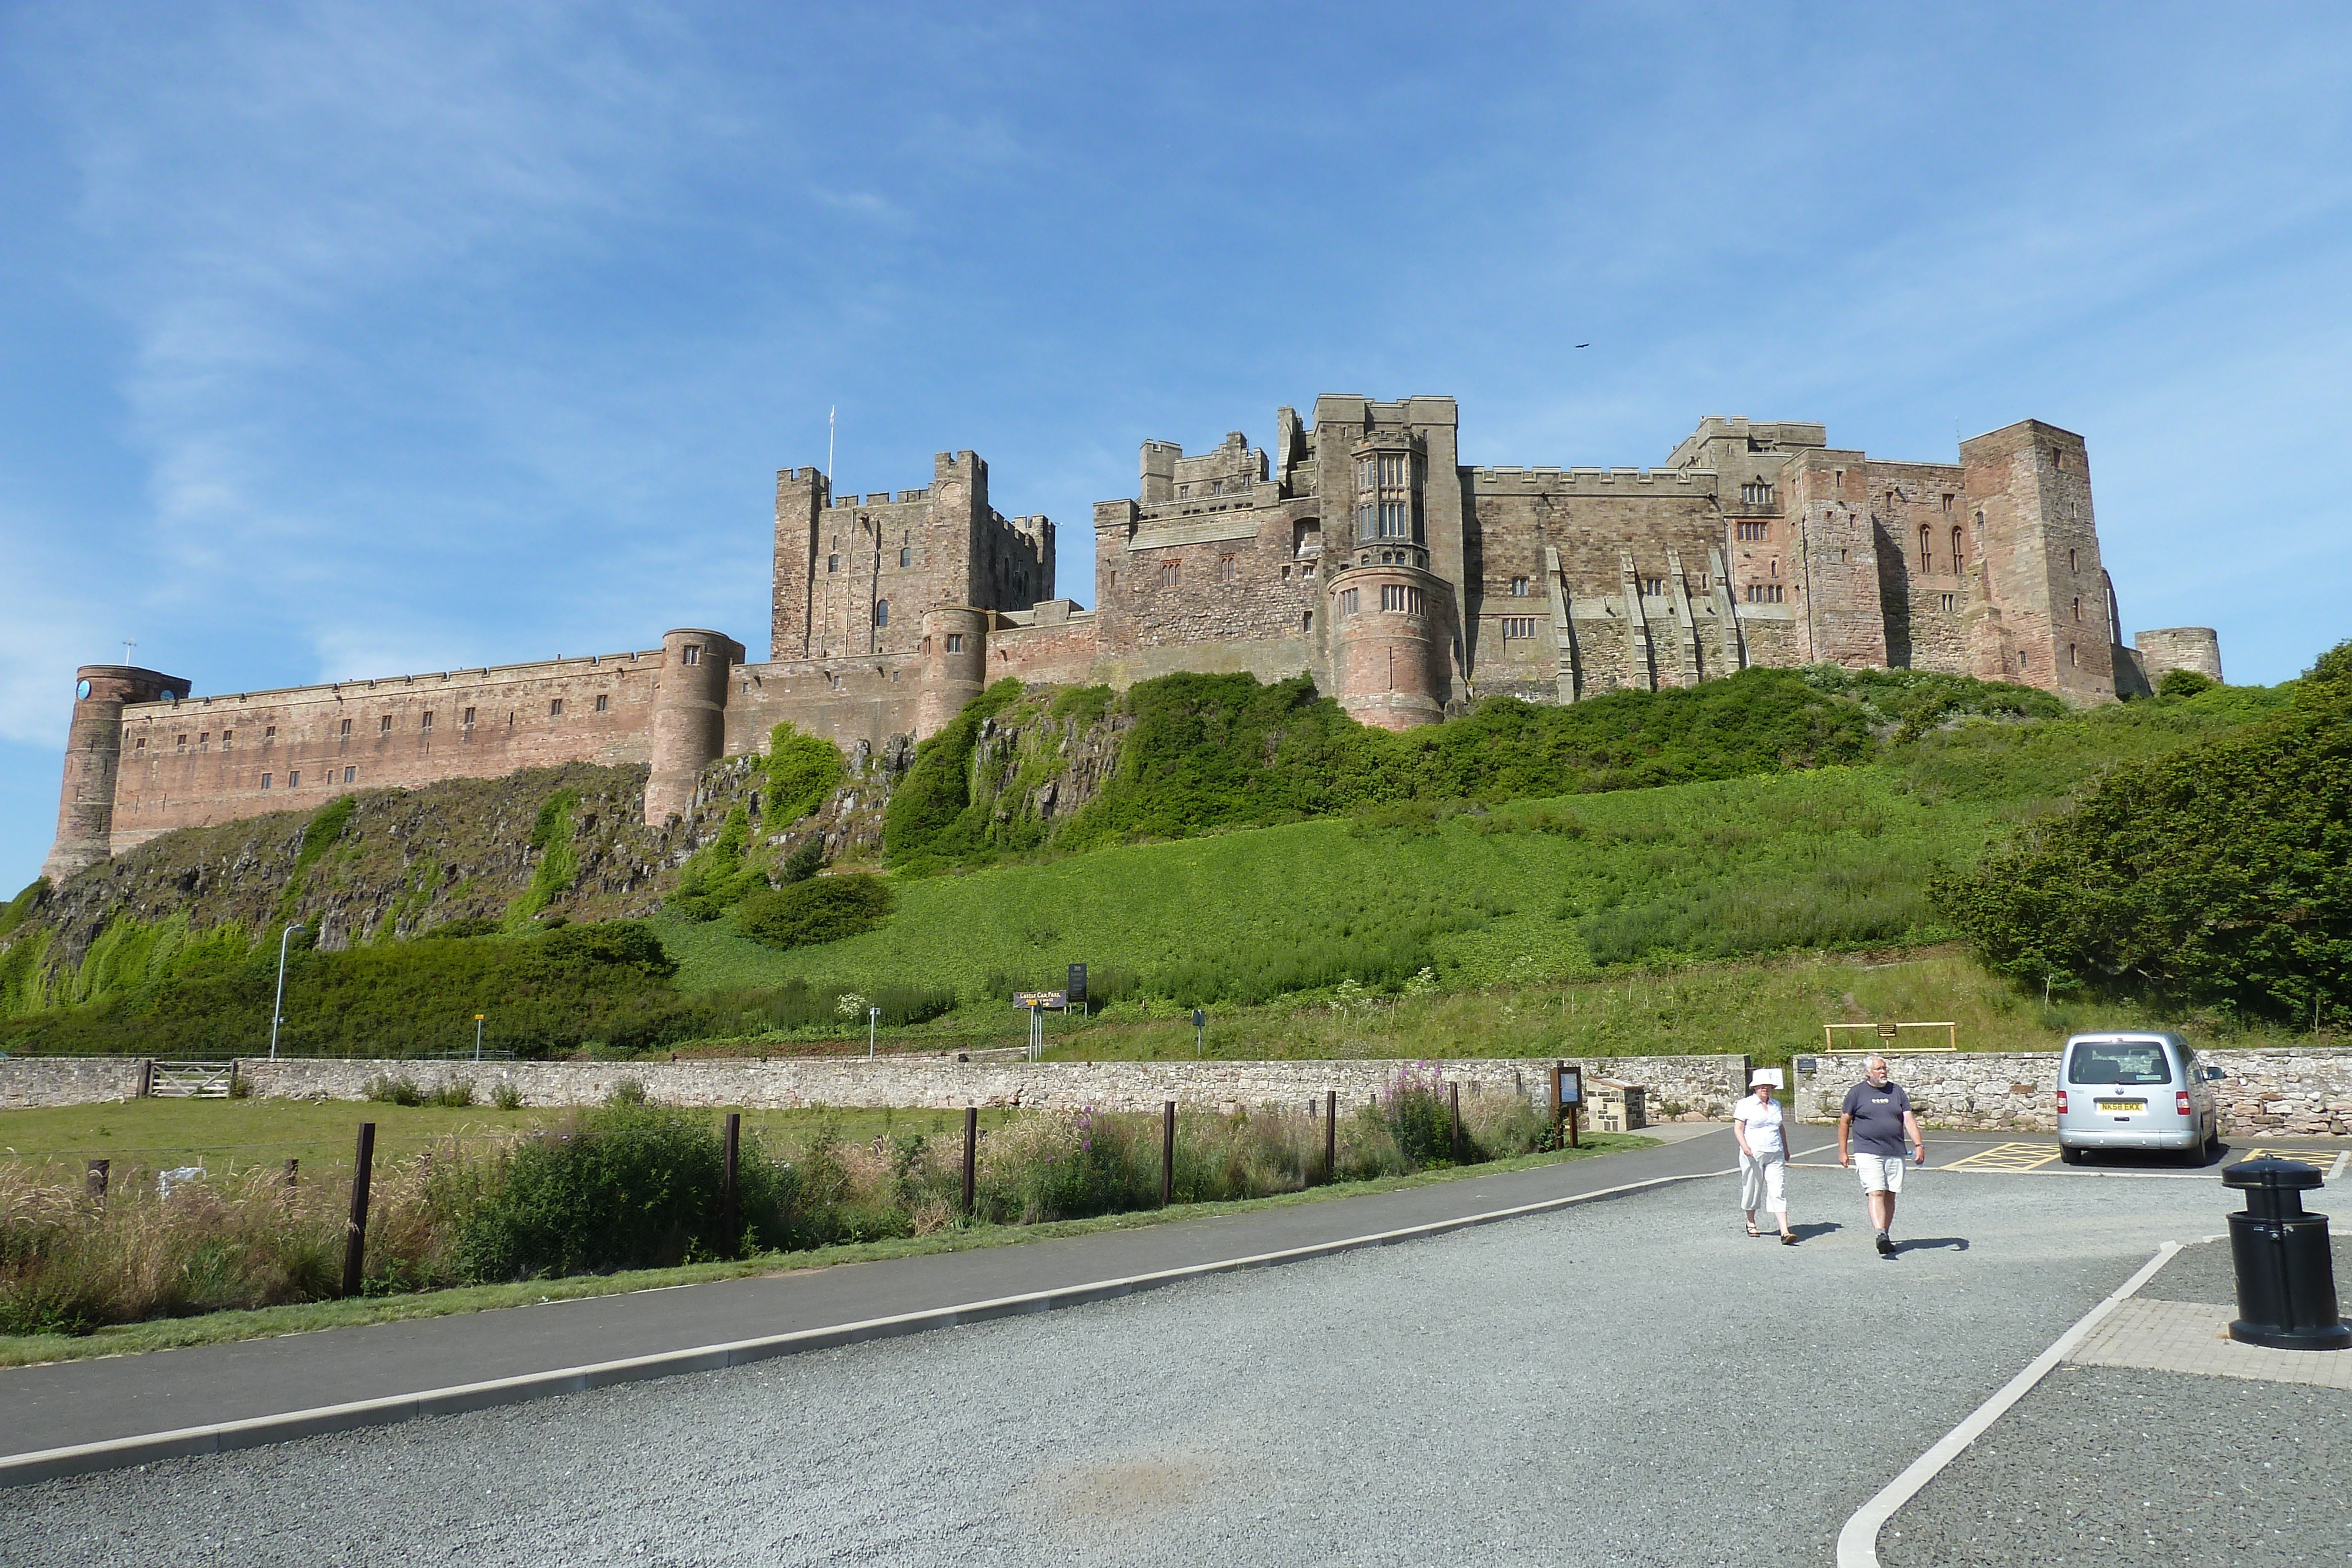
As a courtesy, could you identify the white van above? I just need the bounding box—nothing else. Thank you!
[2056,1031,2220,1165]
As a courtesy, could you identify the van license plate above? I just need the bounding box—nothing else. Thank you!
[2096,1099,2147,1112]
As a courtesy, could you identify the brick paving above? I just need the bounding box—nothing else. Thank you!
[2071,1294,2352,1390]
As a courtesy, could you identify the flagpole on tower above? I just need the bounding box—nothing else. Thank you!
[827,406,836,495]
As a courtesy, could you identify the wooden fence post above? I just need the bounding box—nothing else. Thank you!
[282,1158,299,1205]
[85,1159,108,1204]
[719,1112,741,1252]
[342,1122,375,1299]
[1450,1081,1462,1164]
[1162,1101,1176,1207]
[962,1106,978,1218]
[1324,1089,1338,1183]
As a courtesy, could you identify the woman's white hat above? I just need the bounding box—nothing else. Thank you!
[1749,1068,1784,1087]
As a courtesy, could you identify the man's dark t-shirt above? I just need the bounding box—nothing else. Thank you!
[1841,1081,1913,1156]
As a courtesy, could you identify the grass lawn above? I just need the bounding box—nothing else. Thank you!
[0,1130,1657,1368]
[0,1098,1030,1183]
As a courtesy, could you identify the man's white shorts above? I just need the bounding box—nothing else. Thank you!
[1852,1153,1907,1193]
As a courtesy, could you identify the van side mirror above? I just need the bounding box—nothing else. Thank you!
[2201,1066,2224,1082]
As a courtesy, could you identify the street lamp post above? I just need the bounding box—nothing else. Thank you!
[474,1014,485,1061]
[269,923,301,1060]
[868,1005,880,1059]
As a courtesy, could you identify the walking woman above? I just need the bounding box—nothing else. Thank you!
[1734,1069,1796,1243]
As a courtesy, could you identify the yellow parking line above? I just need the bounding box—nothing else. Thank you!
[1944,1142,2062,1173]
[2243,1148,2347,1171]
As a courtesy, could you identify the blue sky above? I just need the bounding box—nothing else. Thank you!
[4,2,2350,892]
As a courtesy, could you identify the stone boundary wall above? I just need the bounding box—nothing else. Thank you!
[0,1054,1752,1117]
[1795,1050,2352,1137]
[0,1057,149,1110]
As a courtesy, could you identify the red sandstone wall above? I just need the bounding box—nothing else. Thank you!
[106,651,670,851]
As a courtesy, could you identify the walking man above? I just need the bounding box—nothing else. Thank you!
[1839,1055,1925,1256]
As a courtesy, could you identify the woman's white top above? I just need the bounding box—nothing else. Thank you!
[1733,1094,1785,1156]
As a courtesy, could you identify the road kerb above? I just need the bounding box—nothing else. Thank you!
[0,1166,1730,1490]
[1833,1239,2183,1568]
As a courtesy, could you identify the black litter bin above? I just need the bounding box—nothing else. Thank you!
[2221,1156,2351,1351]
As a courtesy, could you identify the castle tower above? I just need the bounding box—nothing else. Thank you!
[770,466,828,662]
[1325,430,1452,729]
[644,629,746,825]
[2135,627,2224,686]
[41,663,192,884]
[1960,420,2116,703]
[914,606,990,738]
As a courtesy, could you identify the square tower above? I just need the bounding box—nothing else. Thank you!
[1960,420,2114,703]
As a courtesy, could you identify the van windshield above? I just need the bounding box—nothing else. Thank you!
[2069,1043,2173,1085]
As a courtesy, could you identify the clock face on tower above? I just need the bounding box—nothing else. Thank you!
[76,679,92,700]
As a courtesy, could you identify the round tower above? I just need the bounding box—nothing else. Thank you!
[914,607,990,739]
[644,630,744,825]
[1325,430,1450,730]
[2134,627,2224,686]
[41,664,192,884]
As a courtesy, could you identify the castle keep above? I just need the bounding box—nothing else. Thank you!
[41,396,2224,882]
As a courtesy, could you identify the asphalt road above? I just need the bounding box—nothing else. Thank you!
[5,1149,2242,1568]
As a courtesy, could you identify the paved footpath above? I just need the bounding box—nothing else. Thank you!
[1,1125,1752,1473]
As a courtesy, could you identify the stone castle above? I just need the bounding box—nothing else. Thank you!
[41,394,2224,882]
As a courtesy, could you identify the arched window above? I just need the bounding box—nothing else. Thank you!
[1919,526,1932,569]
[1951,526,1964,566]
[874,600,889,628]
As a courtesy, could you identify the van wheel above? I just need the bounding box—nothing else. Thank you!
[2060,1146,2086,1166]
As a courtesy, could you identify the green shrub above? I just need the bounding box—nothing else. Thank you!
[453,1105,785,1278]
[503,788,582,930]
[363,1074,427,1106]
[881,677,1025,864]
[733,875,894,950]
[2159,668,2216,698]
[492,1080,524,1111]
[1936,646,2351,1025]
[777,840,826,884]
[765,723,846,824]
[430,1078,476,1108]
[426,917,502,940]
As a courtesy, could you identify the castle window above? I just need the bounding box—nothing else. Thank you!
[1941,494,1955,512]
[1158,561,1181,589]
[1282,563,1291,581]
[681,644,702,666]
[420,712,433,733]
[945,633,964,653]
[549,699,564,717]
[1379,584,1425,614]
[1745,583,1786,604]
[343,766,356,783]
[1501,616,1539,638]
[1302,561,1314,581]
[1952,527,1965,565]
[898,547,911,567]
[1339,587,1361,617]
[1641,577,1665,597]
[1509,576,1529,597]
[827,555,840,573]
[1302,610,1314,632]
[379,715,393,734]
[222,730,233,748]
[1217,555,1238,583]
[289,770,302,788]
[263,726,275,745]
[594,694,609,713]
[2072,597,2083,622]
[2068,643,2079,667]
[339,718,352,738]
[1736,521,1768,541]
[1740,482,1775,506]
[2069,548,2079,573]
[260,773,271,790]
[462,708,476,728]
[135,736,146,753]
[875,600,890,627]
[176,734,188,753]
[1939,593,1958,613]
[198,732,209,750]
